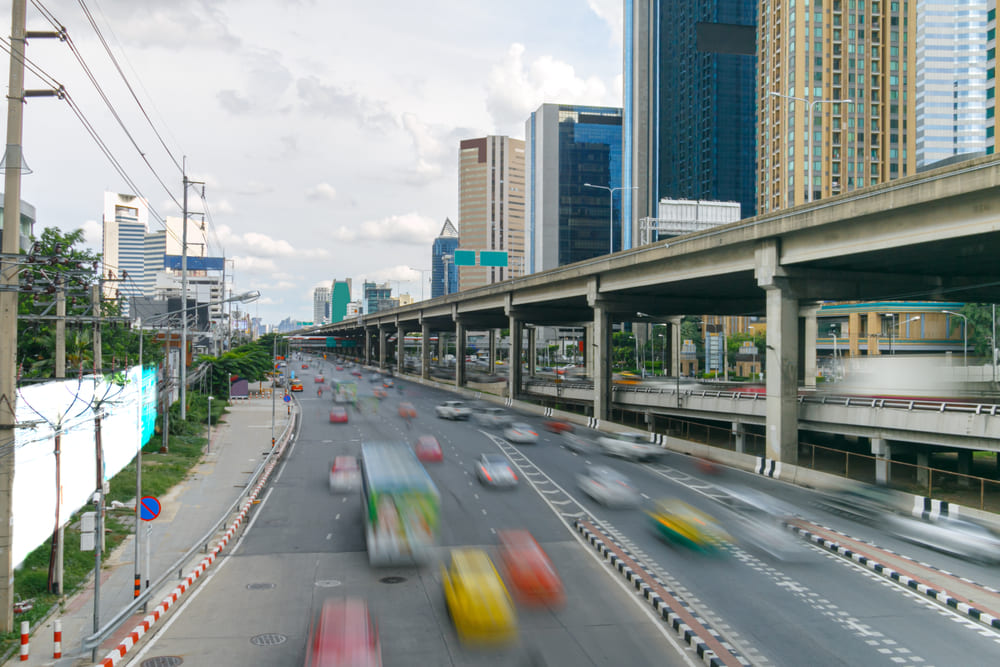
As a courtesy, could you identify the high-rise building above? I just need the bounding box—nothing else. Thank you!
[990,1,997,155]
[457,136,526,290]
[756,1,916,212]
[432,218,459,298]
[0,195,35,251]
[142,230,165,296]
[331,279,352,322]
[313,286,331,324]
[102,192,150,306]
[915,0,989,168]
[626,1,757,235]
[525,104,624,273]
[363,281,392,314]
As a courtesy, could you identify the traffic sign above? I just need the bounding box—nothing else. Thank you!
[139,496,161,521]
[283,394,291,403]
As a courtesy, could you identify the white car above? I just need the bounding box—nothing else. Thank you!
[435,400,472,420]
[577,466,639,507]
[885,514,1000,564]
[474,407,512,428]
[503,422,539,444]
[596,432,665,462]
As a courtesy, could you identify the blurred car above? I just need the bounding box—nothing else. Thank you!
[503,423,538,445]
[351,370,363,378]
[415,435,443,462]
[290,382,304,392]
[398,402,417,418]
[577,465,640,507]
[302,364,308,369]
[613,371,642,385]
[382,378,394,389]
[647,500,731,554]
[441,549,517,644]
[436,401,472,420]
[368,373,381,382]
[596,432,666,462]
[474,407,512,428]
[884,514,1000,564]
[496,530,564,607]
[315,375,325,383]
[372,388,387,399]
[329,456,360,493]
[329,406,349,424]
[304,597,381,667]
[335,365,344,371]
[562,433,594,454]
[543,420,574,434]
[476,453,518,487]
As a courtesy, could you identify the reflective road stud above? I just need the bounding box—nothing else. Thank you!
[53,619,62,658]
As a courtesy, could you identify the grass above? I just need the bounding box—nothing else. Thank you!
[0,393,227,659]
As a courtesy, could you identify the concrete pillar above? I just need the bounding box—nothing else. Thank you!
[591,302,611,422]
[489,329,497,370]
[420,321,430,380]
[669,316,682,377]
[872,438,891,485]
[455,320,466,388]
[378,326,386,370]
[508,316,522,399]
[437,331,445,363]
[527,327,537,376]
[957,450,972,488]
[916,450,929,486]
[867,312,880,356]
[763,285,799,464]
[583,324,593,378]
[804,308,818,387]
[396,321,403,373]
[364,328,371,365]
[733,422,746,454]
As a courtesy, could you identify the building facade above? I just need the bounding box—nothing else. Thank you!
[364,281,392,314]
[525,104,624,273]
[457,136,526,290]
[756,0,917,212]
[431,218,459,297]
[0,195,35,251]
[626,0,757,238]
[313,286,331,325]
[986,0,996,155]
[915,0,989,169]
[331,279,352,322]
[102,192,150,306]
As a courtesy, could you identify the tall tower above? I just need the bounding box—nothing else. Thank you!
[756,0,917,213]
[331,279,352,322]
[457,136,526,291]
[102,192,150,307]
[313,286,331,324]
[626,0,757,234]
[431,218,459,298]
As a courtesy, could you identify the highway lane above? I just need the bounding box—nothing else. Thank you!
[130,361,695,667]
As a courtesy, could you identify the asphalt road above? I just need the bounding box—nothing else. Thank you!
[130,358,697,667]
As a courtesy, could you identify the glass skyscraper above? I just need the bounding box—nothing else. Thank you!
[431,218,459,297]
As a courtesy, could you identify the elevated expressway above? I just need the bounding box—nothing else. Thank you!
[311,155,1000,467]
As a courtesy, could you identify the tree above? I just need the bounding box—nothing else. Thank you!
[954,304,996,358]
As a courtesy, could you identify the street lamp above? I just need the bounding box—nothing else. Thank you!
[441,255,453,295]
[583,183,639,254]
[888,314,921,355]
[408,266,431,301]
[943,310,968,376]
[768,92,852,203]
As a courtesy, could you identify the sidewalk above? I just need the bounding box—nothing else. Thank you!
[6,391,292,666]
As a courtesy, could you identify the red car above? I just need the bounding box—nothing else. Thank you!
[543,420,574,434]
[414,435,442,462]
[351,370,363,378]
[315,375,325,383]
[398,402,417,419]
[329,406,349,424]
[497,530,564,607]
[302,364,308,369]
[304,598,381,667]
[335,365,344,371]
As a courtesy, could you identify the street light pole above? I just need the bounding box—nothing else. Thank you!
[768,92,851,203]
[583,183,639,254]
[943,310,968,377]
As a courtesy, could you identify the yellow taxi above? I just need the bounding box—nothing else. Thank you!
[647,499,731,555]
[290,382,304,392]
[441,548,517,644]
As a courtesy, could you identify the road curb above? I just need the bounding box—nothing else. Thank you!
[786,522,1000,632]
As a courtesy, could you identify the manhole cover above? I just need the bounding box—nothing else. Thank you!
[315,579,341,588]
[380,576,407,584]
[141,658,183,667]
[250,633,288,646]
[247,582,275,590]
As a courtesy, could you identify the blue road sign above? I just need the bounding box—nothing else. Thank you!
[283,394,291,403]
[139,496,161,521]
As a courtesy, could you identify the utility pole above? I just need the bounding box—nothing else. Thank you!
[47,282,66,595]
[0,0,27,633]
[134,320,143,598]
[92,284,102,371]
[179,171,205,420]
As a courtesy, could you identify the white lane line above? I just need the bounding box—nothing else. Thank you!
[335,514,341,520]
[481,509,488,515]
[342,497,347,503]
[490,528,497,534]
[326,533,332,540]
[641,493,651,500]
[474,493,479,500]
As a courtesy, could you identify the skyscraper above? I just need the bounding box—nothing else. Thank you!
[915,0,989,168]
[457,136,526,290]
[626,1,757,234]
[431,218,459,298]
[989,1,997,155]
[363,281,393,314]
[102,192,150,307]
[756,0,916,212]
[313,286,331,324]
[331,279,352,322]
[525,104,623,273]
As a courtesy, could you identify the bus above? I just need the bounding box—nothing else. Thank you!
[360,442,440,566]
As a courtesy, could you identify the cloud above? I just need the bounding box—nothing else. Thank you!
[400,114,475,185]
[305,182,337,201]
[236,182,275,196]
[485,43,613,133]
[587,0,624,46]
[96,4,242,50]
[233,256,278,275]
[331,213,439,245]
[80,219,102,250]
[296,76,395,129]
[217,225,328,258]
[218,90,252,114]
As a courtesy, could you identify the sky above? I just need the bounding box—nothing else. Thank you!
[10,0,624,326]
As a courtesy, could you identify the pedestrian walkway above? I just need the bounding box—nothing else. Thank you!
[5,393,293,666]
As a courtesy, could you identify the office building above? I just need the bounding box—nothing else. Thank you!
[986,0,996,155]
[364,281,392,314]
[142,230,166,296]
[626,1,757,237]
[313,286,331,324]
[756,0,916,212]
[525,104,624,272]
[457,136,525,290]
[915,1,989,169]
[0,195,35,251]
[432,218,459,297]
[331,279,352,322]
[102,192,150,305]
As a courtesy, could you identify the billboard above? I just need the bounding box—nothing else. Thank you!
[163,255,226,271]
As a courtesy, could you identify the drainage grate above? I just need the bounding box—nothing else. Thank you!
[379,576,407,584]
[250,633,288,646]
[141,658,183,667]
[247,582,275,590]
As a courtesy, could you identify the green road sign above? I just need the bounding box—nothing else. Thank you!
[479,251,508,267]
[453,250,476,266]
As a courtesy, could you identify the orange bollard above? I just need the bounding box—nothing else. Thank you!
[53,619,62,659]
[19,620,28,661]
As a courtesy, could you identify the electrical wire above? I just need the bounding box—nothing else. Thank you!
[0,36,63,91]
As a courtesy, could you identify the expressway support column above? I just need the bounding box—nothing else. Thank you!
[669,316,682,377]
[364,328,371,366]
[757,240,799,465]
[420,320,431,380]
[395,319,403,374]
[378,326,386,370]
[587,278,611,423]
[508,316,522,400]
[872,438,892,485]
[527,327,537,377]
[733,422,746,454]
[489,329,497,369]
[957,449,972,488]
[455,320,466,388]
[916,449,929,486]
[803,306,818,388]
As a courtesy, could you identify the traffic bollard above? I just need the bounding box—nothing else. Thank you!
[53,619,62,659]
[19,620,28,661]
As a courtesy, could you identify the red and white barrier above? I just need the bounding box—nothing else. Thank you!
[19,620,28,661]
[98,416,296,666]
[53,619,62,659]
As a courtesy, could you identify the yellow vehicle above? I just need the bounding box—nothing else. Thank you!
[647,500,731,555]
[441,548,517,644]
